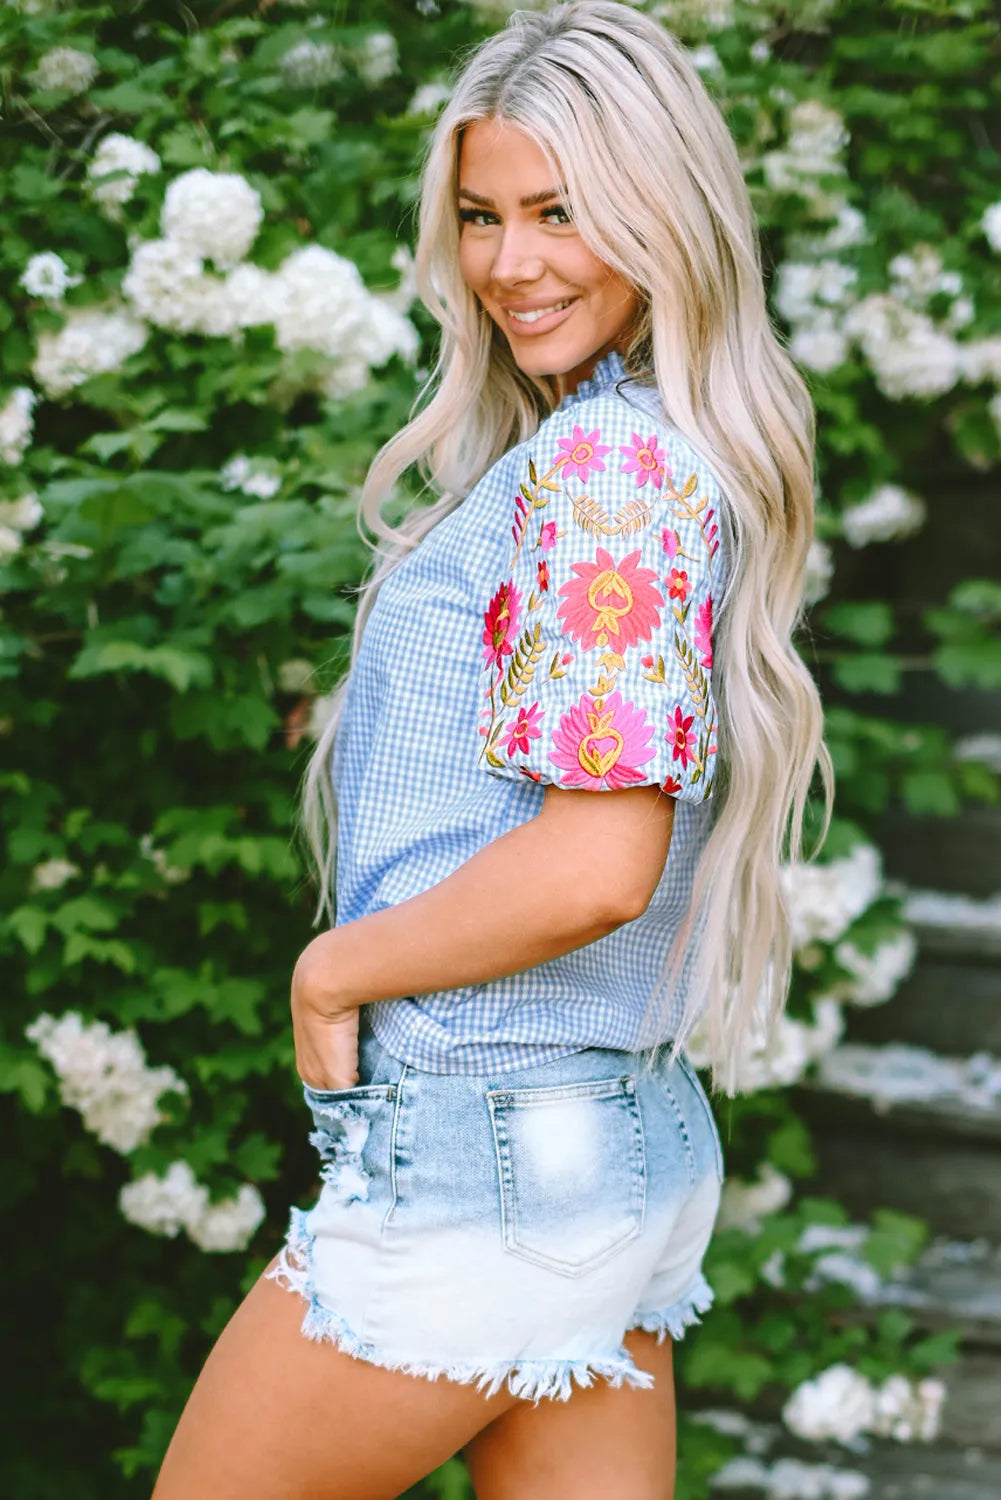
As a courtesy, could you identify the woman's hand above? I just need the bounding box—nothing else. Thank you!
[290,931,361,1091]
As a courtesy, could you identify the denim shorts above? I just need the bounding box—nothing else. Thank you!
[268,1011,724,1403]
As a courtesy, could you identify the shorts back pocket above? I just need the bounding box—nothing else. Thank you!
[486,1075,646,1278]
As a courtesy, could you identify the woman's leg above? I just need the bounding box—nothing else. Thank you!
[461,1328,677,1500]
[152,1258,521,1500]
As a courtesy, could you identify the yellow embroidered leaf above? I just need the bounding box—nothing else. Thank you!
[528,457,538,485]
[500,622,545,707]
[681,471,698,499]
[485,743,506,769]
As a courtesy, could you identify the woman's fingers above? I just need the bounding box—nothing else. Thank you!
[292,1005,360,1091]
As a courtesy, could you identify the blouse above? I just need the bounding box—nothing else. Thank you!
[330,349,729,1073]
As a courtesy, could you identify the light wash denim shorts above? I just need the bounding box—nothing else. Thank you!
[268,1010,724,1403]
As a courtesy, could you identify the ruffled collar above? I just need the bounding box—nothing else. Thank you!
[555,348,629,411]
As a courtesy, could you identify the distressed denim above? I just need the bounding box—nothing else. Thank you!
[269,1011,723,1403]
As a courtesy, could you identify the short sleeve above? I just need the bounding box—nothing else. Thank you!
[475,400,724,802]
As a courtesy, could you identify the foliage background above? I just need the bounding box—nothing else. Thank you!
[1,0,999,1495]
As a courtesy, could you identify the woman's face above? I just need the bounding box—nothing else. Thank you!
[456,118,641,401]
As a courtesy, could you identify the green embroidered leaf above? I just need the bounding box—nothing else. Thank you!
[528,457,538,485]
[681,471,698,499]
[484,743,507,769]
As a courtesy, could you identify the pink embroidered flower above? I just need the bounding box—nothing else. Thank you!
[536,559,550,593]
[504,700,544,757]
[550,690,657,789]
[557,547,664,652]
[553,425,611,483]
[482,580,522,668]
[661,528,679,559]
[620,432,669,490]
[538,520,558,551]
[667,706,696,768]
[704,507,720,558]
[667,568,690,602]
[694,594,713,668]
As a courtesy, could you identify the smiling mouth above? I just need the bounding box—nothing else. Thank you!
[503,297,580,332]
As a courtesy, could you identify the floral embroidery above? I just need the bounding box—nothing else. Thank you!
[482,580,522,668]
[620,432,669,490]
[557,547,664,652]
[504,700,544,757]
[550,690,657,790]
[554,425,612,483]
[694,594,713,669]
[666,568,690,602]
[480,414,721,795]
[667,705,697,768]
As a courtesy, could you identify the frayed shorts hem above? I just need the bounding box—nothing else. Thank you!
[266,1207,714,1404]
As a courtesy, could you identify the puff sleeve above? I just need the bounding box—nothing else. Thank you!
[476,401,725,801]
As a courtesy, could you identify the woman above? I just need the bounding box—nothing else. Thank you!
[153,4,832,1497]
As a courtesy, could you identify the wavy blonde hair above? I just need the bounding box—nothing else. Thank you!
[301,0,834,1094]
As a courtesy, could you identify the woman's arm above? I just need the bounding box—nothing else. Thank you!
[292,783,676,1087]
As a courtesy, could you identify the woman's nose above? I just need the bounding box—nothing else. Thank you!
[489,224,546,286]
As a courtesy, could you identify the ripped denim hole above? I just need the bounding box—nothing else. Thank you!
[309,1100,373,1206]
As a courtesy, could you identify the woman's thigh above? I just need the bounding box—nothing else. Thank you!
[152,1259,521,1500]
[462,1328,677,1500]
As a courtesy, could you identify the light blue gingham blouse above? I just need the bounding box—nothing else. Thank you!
[331,349,730,1073]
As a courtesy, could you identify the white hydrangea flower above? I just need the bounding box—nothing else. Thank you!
[222,262,291,329]
[790,318,849,375]
[19,252,83,302]
[27,46,98,94]
[782,842,883,949]
[783,1364,879,1444]
[803,539,834,606]
[86,133,161,220]
[888,245,965,316]
[817,1041,1001,1113]
[351,296,420,368]
[0,526,24,560]
[26,1011,188,1154]
[954,732,1001,774]
[830,931,918,1006]
[0,386,38,465]
[219,454,282,499]
[717,1162,793,1233]
[871,1374,946,1443]
[30,857,80,891]
[981,201,1001,254]
[122,239,244,338]
[186,1183,266,1252]
[271,245,370,356]
[841,482,926,548]
[277,659,317,693]
[319,355,373,402]
[355,31,398,85]
[955,336,1001,385]
[788,203,869,258]
[762,101,849,216]
[280,39,343,89]
[32,307,149,399]
[689,44,723,74]
[715,1454,871,1497]
[119,1162,265,1251]
[0,492,42,532]
[119,1160,208,1237]
[686,995,844,1093]
[160,169,264,271]
[406,80,453,115]
[842,293,960,400]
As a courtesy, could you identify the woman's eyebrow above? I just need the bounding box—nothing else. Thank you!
[457,186,568,208]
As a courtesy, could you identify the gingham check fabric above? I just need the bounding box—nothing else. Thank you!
[332,350,730,1073]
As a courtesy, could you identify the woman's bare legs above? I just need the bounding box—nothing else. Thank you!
[152,1257,521,1500]
[462,1328,677,1500]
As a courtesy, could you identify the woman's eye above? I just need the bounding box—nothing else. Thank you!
[457,205,573,228]
[542,205,573,226]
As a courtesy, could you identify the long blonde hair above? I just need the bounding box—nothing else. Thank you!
[300,0,834,1094]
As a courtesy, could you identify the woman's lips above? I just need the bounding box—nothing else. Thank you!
[503,297,579,335]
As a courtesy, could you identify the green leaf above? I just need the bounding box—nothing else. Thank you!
[821,601,895,647]
[832,653,903,694]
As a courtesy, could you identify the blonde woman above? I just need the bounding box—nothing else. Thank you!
[154,4,832,1497]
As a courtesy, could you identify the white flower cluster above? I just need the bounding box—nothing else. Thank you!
[138,832,189,886]
[0,386,37,465]
[773,258,858,376]
[842,293,960,401]
[27,45,98,94]
[280,39,343,89]
[32,306,149,399]
[407,80,453,116]
[717,1162,793,1234]
[798,1223,884,1301]
[86,133,162,220]
[219,453,282,499]
[0,489,42,561]
[19,252,82,303]
[840,483,926,548]
[30,855,80,891]
[783,1363,946,1446]
[118,164,418,399]
[888,246,972,330]
[354,31,399,86]
[982,202,1001,253]
[782,843,883,953]
[954,731,1001,775]
[713,1455,870,1499]
[816,1041,1001,1114]
[803,539,834,606]
[119,1161,266,1253]
[900,885,1001,939]
[762,101,849,219]
[687,994,845,1093]
[823,931,918,1008]
[26,1011,188,1155]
